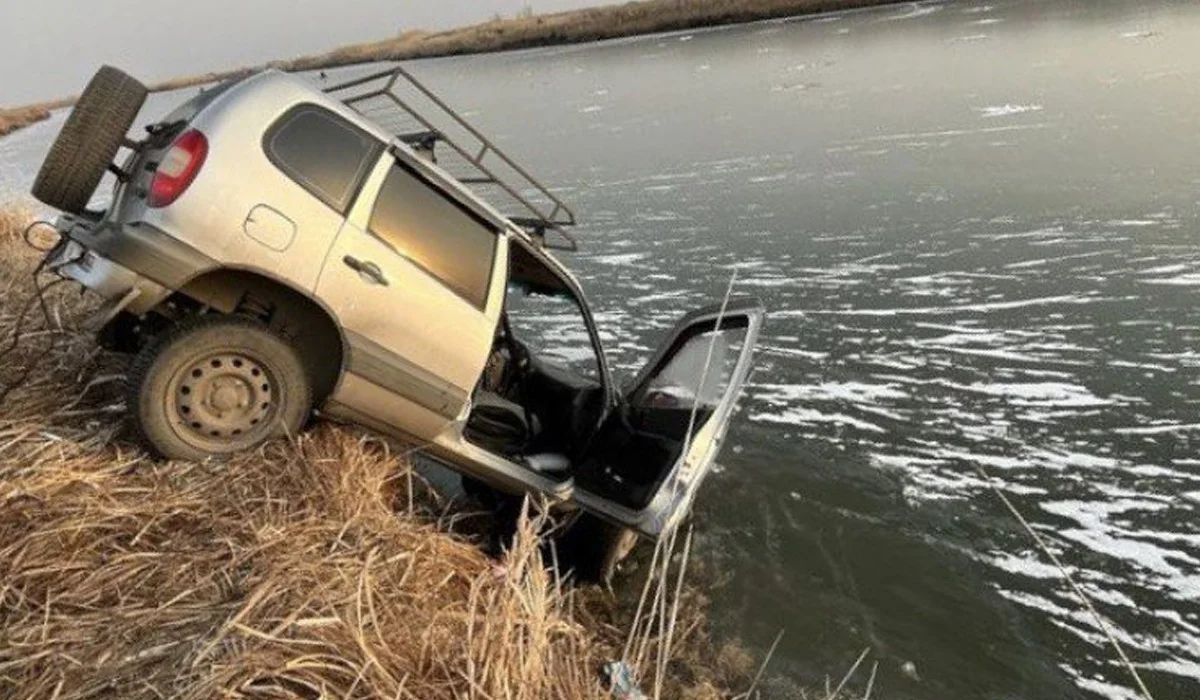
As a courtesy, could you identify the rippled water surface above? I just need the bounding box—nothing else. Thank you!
[3,1,1199,698]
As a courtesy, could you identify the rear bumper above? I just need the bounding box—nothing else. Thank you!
[45,230,167,319]
[47,214,216,315]
[47,238,153,301]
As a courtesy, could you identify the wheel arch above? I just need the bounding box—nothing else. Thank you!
[165,265,347,405]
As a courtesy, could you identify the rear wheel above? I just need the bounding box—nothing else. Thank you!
[127,315,312,461]
[32,65,147,214]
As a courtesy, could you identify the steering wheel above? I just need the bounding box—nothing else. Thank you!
[500,314,536,442]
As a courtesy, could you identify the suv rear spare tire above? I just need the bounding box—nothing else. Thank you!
[31,65,147,214]
[127,315,312,462]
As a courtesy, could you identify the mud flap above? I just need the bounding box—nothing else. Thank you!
[82,286,141,333]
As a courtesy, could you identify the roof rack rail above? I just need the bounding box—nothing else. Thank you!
[324,65,579,251]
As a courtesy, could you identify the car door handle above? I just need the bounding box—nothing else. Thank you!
[343,255,389,286]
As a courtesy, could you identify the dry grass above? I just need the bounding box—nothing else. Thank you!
[0,203,35,241]
[0,203,749,700]
[0,96,72,137]
[0,105,52,137]
[0,0,905,137]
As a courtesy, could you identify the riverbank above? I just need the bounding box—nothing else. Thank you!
[0,205,755,699]
[0,105,51,137]
[0,0,905,139]
[278,0,907,73]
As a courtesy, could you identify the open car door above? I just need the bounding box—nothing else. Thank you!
[572,298,764,538]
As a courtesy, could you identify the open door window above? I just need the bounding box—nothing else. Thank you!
[573,298,764,537]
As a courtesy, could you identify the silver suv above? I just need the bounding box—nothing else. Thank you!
[35,65,763,556]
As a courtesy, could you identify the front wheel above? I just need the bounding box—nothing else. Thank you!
[127,315,312,461]
[556,513,641,584]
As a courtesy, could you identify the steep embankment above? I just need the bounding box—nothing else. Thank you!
[0,204,749,699]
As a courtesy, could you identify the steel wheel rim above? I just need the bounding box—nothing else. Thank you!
[164,350,281,452]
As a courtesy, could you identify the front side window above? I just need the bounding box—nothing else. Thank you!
[264,105,382,213]
[368,161,498,308]
[638,324,748,410]
[504,282,601,380]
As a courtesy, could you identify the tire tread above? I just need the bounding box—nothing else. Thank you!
[32,65,148,213]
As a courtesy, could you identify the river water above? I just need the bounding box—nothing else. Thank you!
[3,1,1199,698]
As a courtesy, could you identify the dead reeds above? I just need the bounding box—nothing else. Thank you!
[0,106,51,137]
[0,203,748,699]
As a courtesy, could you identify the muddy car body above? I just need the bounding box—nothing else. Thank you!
[35,66,763,553]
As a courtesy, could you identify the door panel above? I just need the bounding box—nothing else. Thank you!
[318,155,505,441]
[573,298,764,537]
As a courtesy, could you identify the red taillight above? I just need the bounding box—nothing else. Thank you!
[148,129,208,208]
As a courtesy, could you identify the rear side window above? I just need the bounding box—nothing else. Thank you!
[264,105,382,213]
[369,161,498,308]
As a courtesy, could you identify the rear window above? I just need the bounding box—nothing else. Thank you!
[264,105,382,213]
[369,161,498,308]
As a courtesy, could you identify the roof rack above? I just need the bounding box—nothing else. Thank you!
[324,65,579,251]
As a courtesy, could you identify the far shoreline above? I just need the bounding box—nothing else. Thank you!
[0,0,907,139]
